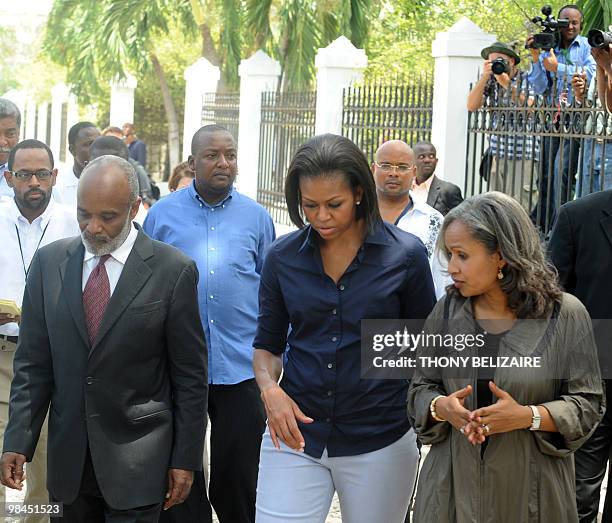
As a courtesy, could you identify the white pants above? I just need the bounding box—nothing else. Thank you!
[256,428,419,523]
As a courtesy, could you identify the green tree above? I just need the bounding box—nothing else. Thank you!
[580,0,612,32]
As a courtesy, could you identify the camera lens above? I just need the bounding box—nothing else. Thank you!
[588,29,612,49]
[491,59,507,75]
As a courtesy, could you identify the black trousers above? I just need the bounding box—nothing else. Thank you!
[576,380,612,523]
[160,378,266,523]
[54,449,162,523]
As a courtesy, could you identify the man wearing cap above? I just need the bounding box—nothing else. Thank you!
[467,42,539,212]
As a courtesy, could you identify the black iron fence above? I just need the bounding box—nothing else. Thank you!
[202,92,240,140]
[465,77,612,234]
[257,91,316,226]
[342,80,433,162]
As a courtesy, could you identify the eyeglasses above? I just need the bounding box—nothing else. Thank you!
[9,170,53,181]
[374,162,414,174]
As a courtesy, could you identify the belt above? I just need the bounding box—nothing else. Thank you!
[0,334,18,343]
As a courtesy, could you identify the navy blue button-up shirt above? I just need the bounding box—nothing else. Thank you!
[144,183,275,384]
[254,222,436,458]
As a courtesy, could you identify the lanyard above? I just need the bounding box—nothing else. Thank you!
[15,220,51,279]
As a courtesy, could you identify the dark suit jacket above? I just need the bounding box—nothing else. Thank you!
[426,175,464,216]
[548,190,612,375]
[3,230,208,510]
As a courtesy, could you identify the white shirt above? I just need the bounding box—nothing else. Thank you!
[53,165,79,212]
[82,225,138,295]
[396,196,451,299]
[410,174,435,206]
[0,199,81,336]
[0,163,12,199]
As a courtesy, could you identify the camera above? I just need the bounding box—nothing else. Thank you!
[491,57,510,75]
[525,5,569,50]
[588,29,612,49]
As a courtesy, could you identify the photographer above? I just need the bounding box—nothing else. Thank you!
[592,40,612,112]
[467,42,538,212]
[527,4,596,229]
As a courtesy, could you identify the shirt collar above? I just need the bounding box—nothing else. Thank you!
[8,197,57,228]
[189,183,235,208]
[413,174,434,191]
[298,221,392,253]
[83,223,138,264]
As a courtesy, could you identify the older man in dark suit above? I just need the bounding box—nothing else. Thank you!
[549,189,612,523]
[0,155,207,522]
[412,141,463,216]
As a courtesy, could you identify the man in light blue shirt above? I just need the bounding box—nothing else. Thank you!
[0,99,20,200]
[526,4,596,229]
[144,124,275,523]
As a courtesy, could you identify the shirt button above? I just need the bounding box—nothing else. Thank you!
[210,270,214,275]
[210,295,214,299]
[332,308,337,315]
[210,319,215,324]
[211,208,215,212]
[211,226,215,231]
[327,363,333,369]
[210,247,215,251]
[339,284,345,291]
[331,336,337,342]
[327,390,333,396]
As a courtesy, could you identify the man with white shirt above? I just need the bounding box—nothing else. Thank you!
[1,155,207,521]
[412,141,463,216]
[0,98,21,200]
[0,139,80,521]
[372,140,450,298]
[54,122,100,210]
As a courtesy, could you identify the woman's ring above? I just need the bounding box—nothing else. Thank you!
[483,424,491,434]
[460,425,466,434]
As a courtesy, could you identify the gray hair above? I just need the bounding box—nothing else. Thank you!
[0,98,21,127]
[82,154,139,204]
[437,191,562,319]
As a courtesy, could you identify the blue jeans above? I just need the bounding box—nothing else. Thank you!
[578,139,612,197]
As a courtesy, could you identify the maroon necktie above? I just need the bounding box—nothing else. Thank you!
[83,254,111,345]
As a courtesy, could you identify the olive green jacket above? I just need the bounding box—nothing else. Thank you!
[407,293,605,523]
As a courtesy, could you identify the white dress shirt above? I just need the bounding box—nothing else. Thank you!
[53,165,79,212]
[82,224,138,295]
[0,199,81,336]
[396,196,451,299]
[0,163,12,199]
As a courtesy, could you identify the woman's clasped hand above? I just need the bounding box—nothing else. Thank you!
[436,381,533,445]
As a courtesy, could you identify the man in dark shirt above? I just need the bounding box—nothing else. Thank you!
[123,123,147,169]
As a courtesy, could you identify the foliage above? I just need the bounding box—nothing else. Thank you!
[580,0,611,33]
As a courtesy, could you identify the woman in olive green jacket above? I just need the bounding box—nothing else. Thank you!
[407,192,605,523]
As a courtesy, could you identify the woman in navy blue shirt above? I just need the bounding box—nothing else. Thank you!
[253,134,436,522]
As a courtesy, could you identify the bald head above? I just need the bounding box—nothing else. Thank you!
[78,155,140,256]
[374,140,414,164]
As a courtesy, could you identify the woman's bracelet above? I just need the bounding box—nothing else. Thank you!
[430,395,446,422]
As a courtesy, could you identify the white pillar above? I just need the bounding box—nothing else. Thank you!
[236,51,281,200]
[431,17,496,190]
[314,36,367,136]
[109,74,137,128]
[50,83,70,164]
[37,103,48,143]
[182,58,220,160]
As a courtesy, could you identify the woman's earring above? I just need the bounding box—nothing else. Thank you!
[356,201,361,205]
[497,267,504,280]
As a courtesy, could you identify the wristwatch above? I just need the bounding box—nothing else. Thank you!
[430,395,446,422]
[529,405,541,431]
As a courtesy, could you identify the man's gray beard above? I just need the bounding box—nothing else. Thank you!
[81,212,133,256]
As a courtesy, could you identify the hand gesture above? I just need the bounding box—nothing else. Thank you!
[261,384,313,451]
[163,468,193,511]
[572,71,587,102]
[543,49,559,73]
[526,37,541,62]
[469,382,531,438]
[434,385,473,432]
[0,452,27,490]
